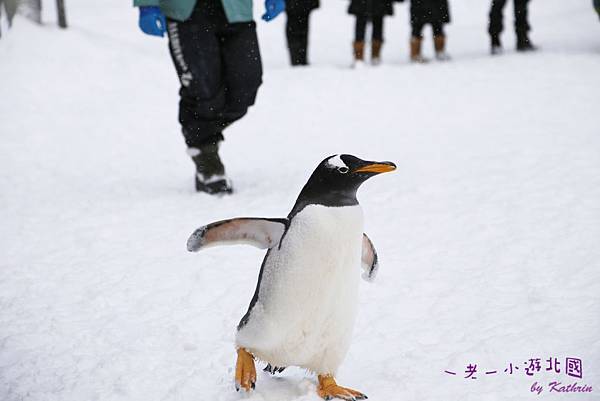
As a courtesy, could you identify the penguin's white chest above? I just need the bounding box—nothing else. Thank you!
[236,204,364,373]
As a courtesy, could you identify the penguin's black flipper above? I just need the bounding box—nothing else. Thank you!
[361,233,379,282]
[264,364,286,375]
[187,218,288,252]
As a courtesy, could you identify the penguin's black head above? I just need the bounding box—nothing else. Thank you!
[292,154,396,213]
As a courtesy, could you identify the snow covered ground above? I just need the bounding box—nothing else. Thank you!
[1,1,600,400]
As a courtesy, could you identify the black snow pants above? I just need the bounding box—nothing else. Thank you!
[488,0,531,37]
[355,16,384,42]
[411,21,444,38]
[166,0,263,148]
[286,12,312,65]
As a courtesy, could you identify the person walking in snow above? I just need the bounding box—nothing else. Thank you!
[285,0,319,66]
[0,0,18,37]
[348,0,396,66]
[408,0,451,63]
[488,0,537,54]
[134,0,284,195]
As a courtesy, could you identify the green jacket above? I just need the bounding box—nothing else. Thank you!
[134,0,253,23]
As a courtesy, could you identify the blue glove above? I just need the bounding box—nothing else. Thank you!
[262,0,285,22]
[138,6,166,37]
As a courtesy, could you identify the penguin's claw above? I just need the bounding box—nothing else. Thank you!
[317,375,367,401]
[235,348,256,392]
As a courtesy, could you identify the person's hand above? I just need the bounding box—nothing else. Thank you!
[261,0,285,22]
[138,6,166,37]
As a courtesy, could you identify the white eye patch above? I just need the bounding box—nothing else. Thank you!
[326,154,347,169]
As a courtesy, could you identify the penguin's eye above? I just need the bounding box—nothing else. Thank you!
[338,166,349,174]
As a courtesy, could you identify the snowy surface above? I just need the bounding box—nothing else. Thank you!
[1,0,600,400]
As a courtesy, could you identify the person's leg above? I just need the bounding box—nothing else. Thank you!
[432,22,449,60]
[411,20,424,39]
[166,0,234,194]
[5,0,19,26]
[410,22,426,62]
[353,16,367,62]
[488,0,506,36]
[286,11,310,65]
[371,16,384,63]
[513,0,530,36]
[354,15,367,42]
[166,2,224,149]
[514,0,536,50]
[489,0,507,52]
[372,15,383,41]
[302,12,311,65]
[195,20,260,194]
[219,21,263,130]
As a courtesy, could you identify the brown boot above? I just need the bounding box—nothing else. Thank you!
[353,41,365,65]
[410,36,428,63]
[434,35,450,61]
[371,39,382,65]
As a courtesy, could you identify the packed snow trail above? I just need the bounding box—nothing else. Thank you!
[1,1,600,400]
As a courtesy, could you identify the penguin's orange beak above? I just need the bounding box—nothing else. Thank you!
[354,162,396,174]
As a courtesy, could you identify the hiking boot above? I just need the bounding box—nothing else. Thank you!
[352,41,365,67]
[491,34,502,55]
[410,36,428,63]
[289,45,308,66]
[434,35,451,61]
[188,140,233,195]
[516,34,538,52]
[371,39,382,65]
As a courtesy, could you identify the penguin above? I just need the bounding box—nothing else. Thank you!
[186,154,396,400]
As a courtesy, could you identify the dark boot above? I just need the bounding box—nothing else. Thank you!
[188,140,233,195]
[434,35,450,61]
[490,34,502,55]
[289,44,308,66]
[371,40,382,65]
[410,36,428,63]
[516,33,537,52]
[353,41,365,66]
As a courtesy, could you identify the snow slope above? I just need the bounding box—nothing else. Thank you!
[1,1,600,400]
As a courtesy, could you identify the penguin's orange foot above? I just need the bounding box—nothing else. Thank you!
[317,375,367,401]
[235,348,256,392]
